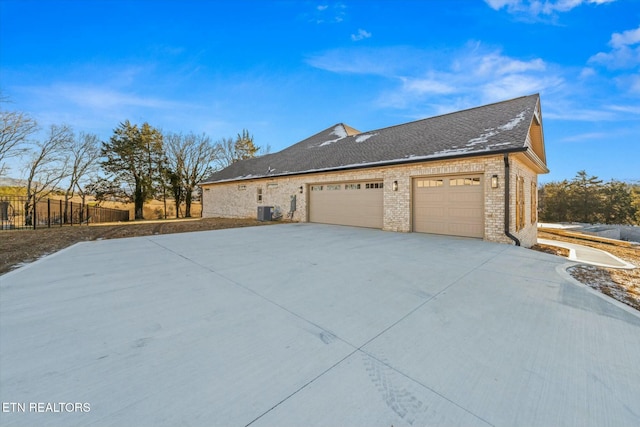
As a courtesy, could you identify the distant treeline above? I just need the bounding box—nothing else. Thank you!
[539,170,640,225]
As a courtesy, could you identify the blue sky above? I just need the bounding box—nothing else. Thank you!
[1,0,639,183]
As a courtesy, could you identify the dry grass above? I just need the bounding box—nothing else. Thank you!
[534,230,639,311]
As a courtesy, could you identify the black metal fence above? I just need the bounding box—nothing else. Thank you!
[0,196,130,230]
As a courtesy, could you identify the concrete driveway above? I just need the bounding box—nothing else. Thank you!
[1,224,639,427]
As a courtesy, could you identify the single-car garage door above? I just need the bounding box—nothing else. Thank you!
[413,175,484,238]
[309,182,383,228]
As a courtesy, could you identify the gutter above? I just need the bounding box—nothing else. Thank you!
[503,153,521,246]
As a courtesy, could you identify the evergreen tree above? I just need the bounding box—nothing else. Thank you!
[539,172,638,225]
[101,121,163,220]
[539,180,571,222]
[601,180,637,225]
[568,170,603,223]
[233,129,259,162]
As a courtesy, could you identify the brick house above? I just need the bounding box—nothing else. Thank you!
[200,94,548,247]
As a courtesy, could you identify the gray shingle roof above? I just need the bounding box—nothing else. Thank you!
[202,94,540,184]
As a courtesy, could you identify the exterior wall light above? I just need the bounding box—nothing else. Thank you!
[392,181,398,191]
[491,174,499,189]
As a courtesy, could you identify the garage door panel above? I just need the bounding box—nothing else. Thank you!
[448,192,482,203]
[420,193,446,203]
[447,222,483,236]
[449,207,482,218]
[310,182,383,229]
[413,175,483,238]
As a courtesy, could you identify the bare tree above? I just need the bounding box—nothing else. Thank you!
[23,124,73,225]
[63,132,101,222]
[165,131,218,217]
[213,136,236,170]
[213,129,260,170]
[0,96,39,176]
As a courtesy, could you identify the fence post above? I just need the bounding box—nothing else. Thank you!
[60,199,63,227]
[70,201,73,226]
[47,199,51,228]
[33,204,36,230]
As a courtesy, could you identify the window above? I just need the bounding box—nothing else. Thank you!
[311,185,323,191]
[531,181,537,224]
[345,183,361,190]
[365,182,383,189]
[257,188,263,203]
[238,185,246,190]
[450,177,480,186]
[416,179,443,188]
[516,176,525,231]
[326,184,341,190]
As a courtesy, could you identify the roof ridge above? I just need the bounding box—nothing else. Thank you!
[360,93,540,135]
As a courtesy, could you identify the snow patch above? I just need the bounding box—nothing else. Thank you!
[355,133,376,143]
[467,130,498,146]
[499,111,526,131]
[318,125,349,147]
[330,125,347,139]
[466,111,527,146]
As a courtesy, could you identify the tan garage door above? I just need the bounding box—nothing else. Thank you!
[309,182,383,228]
[413,175,484,238]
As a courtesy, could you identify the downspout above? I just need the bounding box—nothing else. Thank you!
[503,153,521,246]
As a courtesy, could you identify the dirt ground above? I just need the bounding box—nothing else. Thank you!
[0,218,275,275]
[2,222,638,312]
[533,230,639,311]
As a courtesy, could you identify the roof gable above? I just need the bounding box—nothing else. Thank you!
[202,94,546,184]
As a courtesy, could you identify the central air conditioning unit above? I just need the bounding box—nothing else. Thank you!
[257,206,273,221]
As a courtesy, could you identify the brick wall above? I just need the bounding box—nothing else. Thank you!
[201,154,540,247]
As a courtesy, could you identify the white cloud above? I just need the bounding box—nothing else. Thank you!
[485,0,519,9]
[589,25,640,69]
[579,67,596,78]
[559,132,609,142]
[475,53,546,76]
[58,85,178,110]
[310,2,346,24]
[400,77,456,95]
[610,25,640,48]
[351,29,372,42]
[631,74,640,94]
[484,0,617,15]
[607,103,640,114]
[481,74,561,101]
[306,46,417,76]
[309,41,629,125]
[543,108,616,121]
[309,44,563,113]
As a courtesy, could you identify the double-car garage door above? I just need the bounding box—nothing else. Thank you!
[308,174,483,238]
